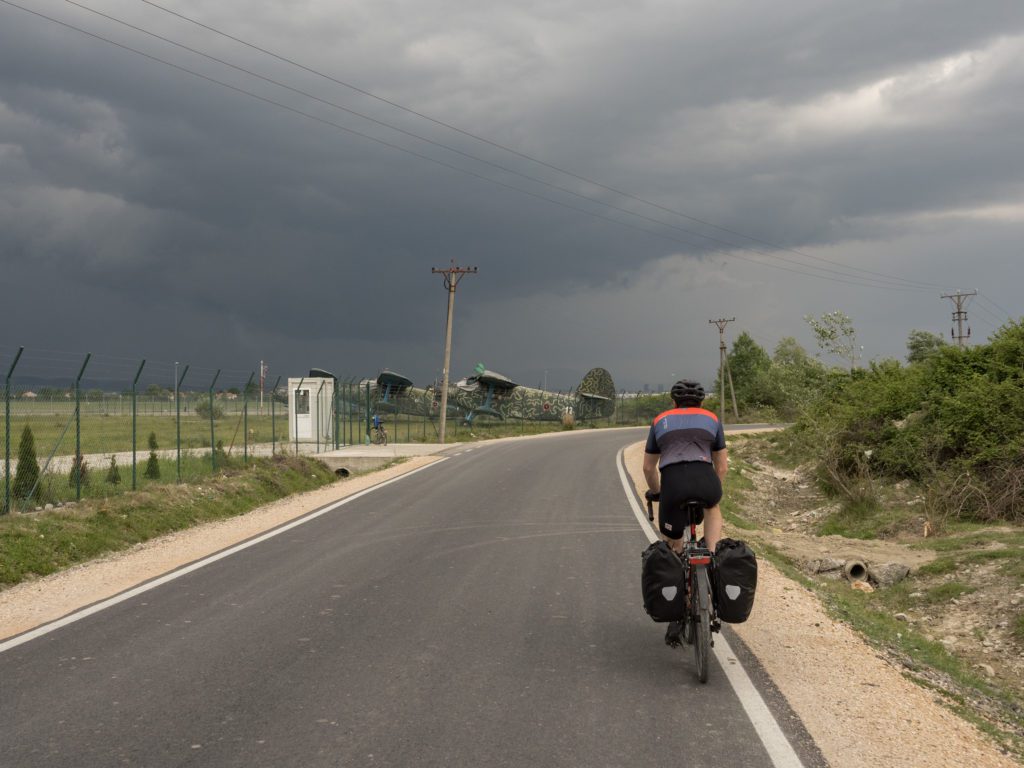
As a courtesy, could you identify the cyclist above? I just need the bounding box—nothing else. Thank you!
[643,380,728,556]
[372,413,385,441]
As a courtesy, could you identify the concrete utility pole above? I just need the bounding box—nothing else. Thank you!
[941,290,977,347]
[709,318,739,422]
[432,261,477,444]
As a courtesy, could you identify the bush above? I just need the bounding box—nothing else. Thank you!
[144,432,161,480]
[195,399,224,420]
[795,320,1024,522]
[68,453,90,489]
[12,425,40,503]
[106,455,121,485]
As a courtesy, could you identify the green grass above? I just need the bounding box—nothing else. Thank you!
[923,581,976,603]
[816,499,919,539]
[0,454,336,587]
[916,557,960,576]
[2,413,290,457]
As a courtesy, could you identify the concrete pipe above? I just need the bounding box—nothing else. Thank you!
[844,560,868,582]
[334,467,351,478]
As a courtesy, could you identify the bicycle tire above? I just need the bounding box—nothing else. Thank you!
[381,430,388,446]
[694,566,713,683]
[682,560,694,645]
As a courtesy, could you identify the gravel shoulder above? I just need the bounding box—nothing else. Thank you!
[623,440,1018,768]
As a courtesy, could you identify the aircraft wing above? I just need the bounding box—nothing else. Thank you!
[468,369,518,391]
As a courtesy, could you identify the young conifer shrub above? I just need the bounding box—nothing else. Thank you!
[106,454,121,485]
[144,431,161,480]
[12,425,41,502]
[68,452,90,488]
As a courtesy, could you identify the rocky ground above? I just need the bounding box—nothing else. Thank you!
[728,434,1024,754]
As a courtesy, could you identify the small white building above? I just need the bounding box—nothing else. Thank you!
[287,372,335,445]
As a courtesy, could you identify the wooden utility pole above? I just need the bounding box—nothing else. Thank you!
[941,290,977,347]
[432,261,477,444]
[709,318,739,422]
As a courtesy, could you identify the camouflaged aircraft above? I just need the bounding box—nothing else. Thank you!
[363,364,616,423]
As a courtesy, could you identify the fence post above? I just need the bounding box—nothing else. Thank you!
[4,346,24,514]
[333,376,340,450]
[270,376,281,454]
[131,359,146,490]
[293,377,305,457]
[176,365,189,483]
[240,372,254,464]
[209,369,221,472]
[73,354,92,501]
[364,380,371,445]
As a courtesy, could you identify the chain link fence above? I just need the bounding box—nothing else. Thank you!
[2,345,675,514]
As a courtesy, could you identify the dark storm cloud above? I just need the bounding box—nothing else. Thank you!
[2,0,1023,389]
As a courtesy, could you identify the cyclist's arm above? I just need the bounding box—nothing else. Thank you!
[712,448,728,481]
[643,451,660,494]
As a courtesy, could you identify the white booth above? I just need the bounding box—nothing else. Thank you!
[288,371,335,446]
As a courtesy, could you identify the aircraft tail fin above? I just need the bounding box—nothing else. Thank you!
[576,368,616,418]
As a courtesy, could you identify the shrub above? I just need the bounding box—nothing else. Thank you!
[195,399,224,420]
[144,432,161,480]
[795,320,1024,522]
[106,455,121,485]
[12,425,40,503]
[68,452,90,488]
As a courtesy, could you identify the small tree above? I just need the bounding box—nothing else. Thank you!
[906,329,946,364]
[12,425,41,502]
[195,399,224,420]
[106,454,121,485]
[805,311,860,370]
[144,431,161,480]
[68,452,90,488]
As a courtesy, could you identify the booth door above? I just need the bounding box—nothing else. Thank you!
[294,388,312,439]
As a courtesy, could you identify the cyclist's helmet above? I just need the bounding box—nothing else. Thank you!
[670,379,705,406]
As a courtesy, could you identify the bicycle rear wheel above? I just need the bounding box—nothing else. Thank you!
[693,566,713,683]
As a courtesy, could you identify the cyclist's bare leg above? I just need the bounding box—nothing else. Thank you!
[703,505,723,551]
[661,533,685,556]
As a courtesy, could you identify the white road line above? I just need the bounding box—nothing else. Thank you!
[0,458,449,655]
[616,448,805,768]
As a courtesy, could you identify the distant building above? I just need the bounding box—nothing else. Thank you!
[22,391,37,399]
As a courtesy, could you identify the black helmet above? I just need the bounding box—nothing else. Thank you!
[670,380,705,405]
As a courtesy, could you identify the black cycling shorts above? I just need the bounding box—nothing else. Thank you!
[658,461,722,540]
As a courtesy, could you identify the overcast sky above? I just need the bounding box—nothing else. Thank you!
[1,0,1022,392]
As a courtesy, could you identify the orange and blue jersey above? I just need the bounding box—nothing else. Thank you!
[644,407,726,470]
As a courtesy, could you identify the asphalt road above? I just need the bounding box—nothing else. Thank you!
[1,427,820,767]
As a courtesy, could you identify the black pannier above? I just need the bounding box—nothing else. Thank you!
[641,541,687,622]
[713,538,757,623]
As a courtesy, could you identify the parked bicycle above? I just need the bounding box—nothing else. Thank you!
[646,492,720,683]
[372,423,388,446]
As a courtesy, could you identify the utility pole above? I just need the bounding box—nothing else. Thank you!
[941,290,977,347]
[709,318,739,422]
[432,260,477,444]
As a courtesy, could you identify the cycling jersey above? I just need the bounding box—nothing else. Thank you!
[644,407,725,470]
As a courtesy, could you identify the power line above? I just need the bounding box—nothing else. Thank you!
[134,0,951,293]
[56,1,943,293]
